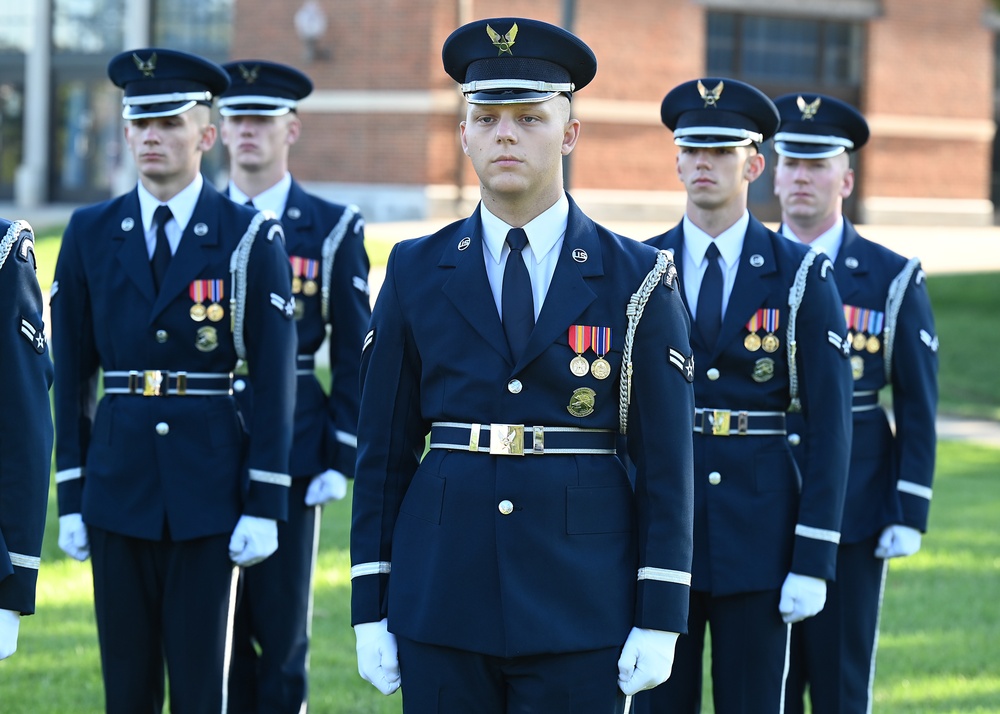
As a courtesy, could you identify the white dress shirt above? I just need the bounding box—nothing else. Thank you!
[681,211,749,322]
[137,174,204,258]
[781,216,844,261]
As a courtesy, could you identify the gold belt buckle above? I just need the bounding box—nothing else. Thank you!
[490,424,524,456]
[143,370,165,397]
[710,409,731,436]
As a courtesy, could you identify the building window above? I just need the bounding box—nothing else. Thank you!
[707,12,863,88]
[154,0,234,58]
[53,0,125,54]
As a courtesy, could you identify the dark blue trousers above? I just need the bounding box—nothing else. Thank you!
[785,536,888,714]
[90,527,237,714]
[632,589,790,714]
[396,636,626,714]
[228,477,319,713]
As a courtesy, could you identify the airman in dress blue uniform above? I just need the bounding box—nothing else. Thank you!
[772,93,939,714]
[51,49,296,713]
[350,18,695,714]
[633,78,853,714]
[217,59,371,714]
[0,219,53,661]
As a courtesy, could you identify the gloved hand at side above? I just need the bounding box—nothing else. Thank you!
[228,515,278,567]
[355,618,401,695]
[617,627,680,695]
[779,572,827,624]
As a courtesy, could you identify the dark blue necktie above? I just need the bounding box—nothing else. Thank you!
[697,241,723,347]
[502,228,534,361]
[151,204,173,292]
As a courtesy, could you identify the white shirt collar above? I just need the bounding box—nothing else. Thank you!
[682,210,750,268]
[138,173,203,232]
[781,216,844,261]
[227,173,292,217]
[480,194,569,265]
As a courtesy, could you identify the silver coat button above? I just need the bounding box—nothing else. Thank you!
[707,368,720,381]
[156,330,168,343]
[155,422,170,436]
[787,433,801,446]
[498,500,514,515]
[507,380,522,394]
[708,471,722,485]
[233,379,247,393]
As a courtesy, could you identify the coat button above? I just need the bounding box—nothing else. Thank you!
[787,433,801,446]
[156,330,169,343]
[707,368,720,381]
[155,422,170,436]
[507,379,522,394]
[498,499,514,515]
[708,471,721,485]
[233,379,247,393]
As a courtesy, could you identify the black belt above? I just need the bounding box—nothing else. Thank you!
[694,408,786,436]
[853,390,880,412]
[429,421,617,456]
[103,370,233,396]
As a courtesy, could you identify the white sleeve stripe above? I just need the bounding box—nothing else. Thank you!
[249,469,292,487]
[9,553,41,570]
[351,562,391,578]
[898,480,933,500]
[336,430,358,448]
[55,468,83,484]
[637,567,692,586]
[795,524,841,544]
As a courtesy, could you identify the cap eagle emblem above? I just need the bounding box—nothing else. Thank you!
[132,52,157,77]
[238,64,260,84]
[797,95,821,120]
[697,80,724,108]
[486,23,518,55]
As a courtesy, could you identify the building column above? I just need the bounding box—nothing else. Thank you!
[14,0,51,208]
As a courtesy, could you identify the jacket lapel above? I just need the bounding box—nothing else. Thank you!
[834,219,866,305]
[114,190,157,304]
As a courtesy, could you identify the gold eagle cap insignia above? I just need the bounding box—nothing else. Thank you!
[132,52,157,77]
[238,64,260,84]
[697,80,724,108]
[486,23,518,55]
[797,95,821,120]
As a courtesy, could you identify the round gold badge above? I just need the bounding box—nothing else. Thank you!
[303,280,318,297]
[852,332,867,352]
[851,355,865,380]
[570,355,590,377]
[865,335,881,353]
[195,325,219,353]
[744,333,762,352]
[752,357,775,384]
[761,334,780,353]
[590,357,611,380]
[206,303,225,322]
[292,276,303,294]
[567,387,596,418]
[189,303,207,322]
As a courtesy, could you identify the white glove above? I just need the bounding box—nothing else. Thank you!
[617,627,680,695]
[304,469,348,506]
[228,515,278,567]
[779,573,827,624]
[58,513,90,561]
[0,609,20,660]
[875,524,922,559]
[354,618,401,695]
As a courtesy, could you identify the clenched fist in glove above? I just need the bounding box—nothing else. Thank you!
[304,469,348,506]
[355,618,401,695]
[875,524,922,559]
[228,515,278,567]
[0,609,20,660]
[617,627,680,695]
[779,572,827,624]
[58,513,90,562]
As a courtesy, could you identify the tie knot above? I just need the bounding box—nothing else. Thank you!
[705,241,720,260]
[506,228,528,252]
[154,204,173,226]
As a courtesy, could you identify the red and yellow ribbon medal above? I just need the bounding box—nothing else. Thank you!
[189,280,208,322]
[206,280,225,322]
[591,326,612,380]
[302,259,319,296]
[761,308,780,353]
[744,310,763,351]
[568,325,592,377]
[289,256,304,294]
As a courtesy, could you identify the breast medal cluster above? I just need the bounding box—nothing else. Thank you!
[844,304,884,379]
[568,325,613,379]
[744,308,780,353]
[188,279,226,322]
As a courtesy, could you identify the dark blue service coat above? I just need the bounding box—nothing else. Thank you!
[647,215,852,595]
[51,183,296,540]
[351,198,696,657]
[0,219,53,615]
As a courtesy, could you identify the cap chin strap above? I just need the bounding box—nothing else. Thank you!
[673,125,763,146]
[218,95,298,116]
[123,91,213,107]
[122,100,199,120]
[774,144,847,160]
[461,78,574,94]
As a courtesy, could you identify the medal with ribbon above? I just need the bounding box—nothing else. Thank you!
[568,325,592,377]
[744,310,762,351]
[302,259,319,296]
[289,256,304,294]
[206,280,225,322]
[591,326,612,380]
[761,308,780,353]
[189,280,208,322]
